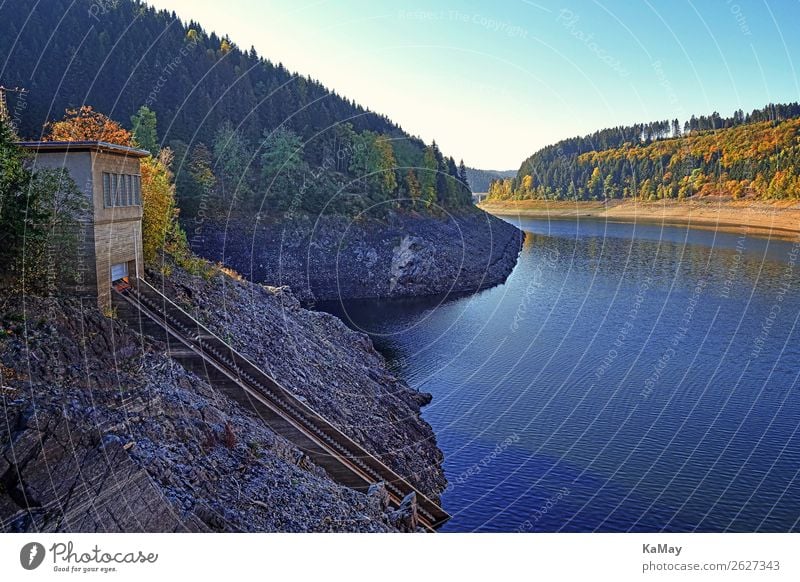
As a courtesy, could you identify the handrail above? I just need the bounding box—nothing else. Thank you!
[117,279,450,529]
[131,281,432,494]
[122,287,386,488]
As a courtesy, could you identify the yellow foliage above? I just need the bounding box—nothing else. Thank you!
[140,149,179,263]
[521,174,534,192]
[580,118,800,170]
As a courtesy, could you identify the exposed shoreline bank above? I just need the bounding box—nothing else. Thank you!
[479,198,800,240]
[189,209,524,304]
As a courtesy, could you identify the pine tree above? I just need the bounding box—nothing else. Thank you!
[213,122,252,209]
[259,126,306,212]
[131,105,159,155]
[458,159,468,187]
[420,145,438,208]
[405,169,422,208]
[373,136,398,203]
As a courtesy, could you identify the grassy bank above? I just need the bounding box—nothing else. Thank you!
[479,197,800,239]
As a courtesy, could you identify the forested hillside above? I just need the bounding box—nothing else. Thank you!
[0,0,471,216]
[488,103,800,202]
[465,167,516,193]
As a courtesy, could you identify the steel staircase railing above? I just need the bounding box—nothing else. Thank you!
[114,279,450,530]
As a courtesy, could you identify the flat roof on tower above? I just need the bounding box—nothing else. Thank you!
[15,140,150,158]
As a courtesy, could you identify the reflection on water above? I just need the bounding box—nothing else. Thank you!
[321,217,800,532]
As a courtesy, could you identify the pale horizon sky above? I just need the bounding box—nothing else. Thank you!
[146,0,800,169]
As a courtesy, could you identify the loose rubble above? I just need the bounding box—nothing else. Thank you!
[0,276,444,531]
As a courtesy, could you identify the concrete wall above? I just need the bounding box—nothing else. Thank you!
[27,151,97,297]
[91,151,143,310]
[27,149,143,309]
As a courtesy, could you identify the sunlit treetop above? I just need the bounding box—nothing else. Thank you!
[44,106,133,146]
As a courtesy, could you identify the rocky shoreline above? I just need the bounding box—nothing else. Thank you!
[1,209,522,532]
[0,260,446,532]
[187,209,524,304]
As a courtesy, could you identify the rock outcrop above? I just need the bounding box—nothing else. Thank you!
[0,406,207,533]
[187,209,523,303]
[388,492,420,532]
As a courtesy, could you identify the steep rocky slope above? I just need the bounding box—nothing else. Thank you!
[151,262,446,497]
[0,266,444,531]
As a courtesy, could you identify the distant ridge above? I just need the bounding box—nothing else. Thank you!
[465,167,517,193]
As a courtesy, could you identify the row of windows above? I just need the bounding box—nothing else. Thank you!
[102,172,142,207]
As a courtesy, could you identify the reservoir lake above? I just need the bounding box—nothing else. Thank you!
[322,216,800,532]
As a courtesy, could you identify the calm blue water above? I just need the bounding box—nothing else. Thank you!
[323,217,800,532]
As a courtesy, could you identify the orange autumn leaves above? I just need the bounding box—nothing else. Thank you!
[44,106,134,146]
[44,106,182,263]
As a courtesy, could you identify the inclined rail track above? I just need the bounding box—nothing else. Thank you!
[113,279,450,530]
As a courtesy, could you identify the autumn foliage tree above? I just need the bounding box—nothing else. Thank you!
[489,112,800,203]
[140,149,181,263]
[44,106,134,145]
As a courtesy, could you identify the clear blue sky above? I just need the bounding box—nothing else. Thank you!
[146,0,800,169]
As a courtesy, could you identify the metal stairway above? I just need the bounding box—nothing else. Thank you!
[112,278,450,530]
